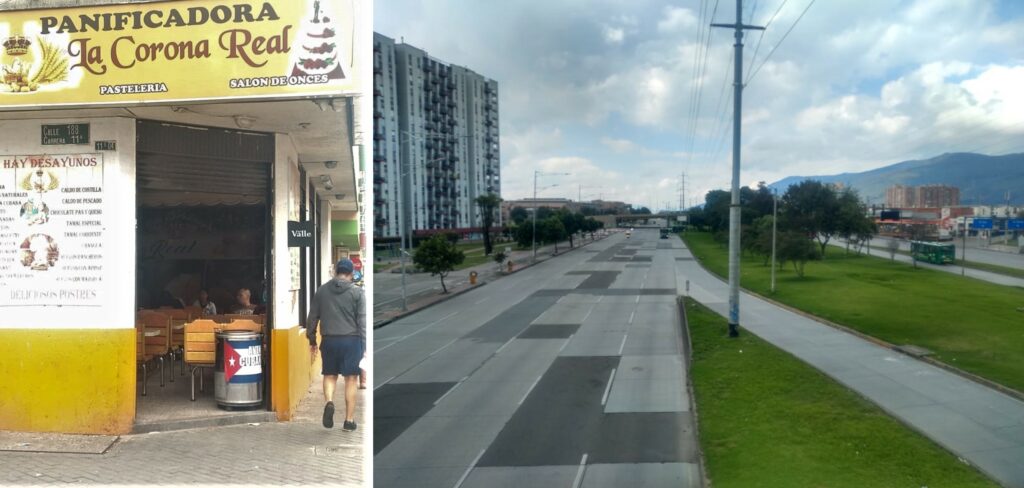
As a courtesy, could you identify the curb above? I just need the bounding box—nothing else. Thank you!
[682,237,1024,404]
[131,411,278,435]
[373,281,487,329]
[678,297,710,488]
[373,234,611,329]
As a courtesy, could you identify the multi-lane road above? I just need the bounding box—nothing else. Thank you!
[374,229,701,488]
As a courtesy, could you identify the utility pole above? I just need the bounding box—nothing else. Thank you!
[771,188,777,293]
[713,0,763,338]
[678,172,686,211]
[532,171,538,262]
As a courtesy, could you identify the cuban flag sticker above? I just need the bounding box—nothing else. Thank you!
[224,338,262,384]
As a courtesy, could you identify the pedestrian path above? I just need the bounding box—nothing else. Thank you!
[0,375,366,486]
[678,239,1024,487]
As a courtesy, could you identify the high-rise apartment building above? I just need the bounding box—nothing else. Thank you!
[372,33,500,240]
[885,184,960,208]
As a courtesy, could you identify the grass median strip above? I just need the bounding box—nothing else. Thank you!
[685,297,998,488]
[683,231,1024,394]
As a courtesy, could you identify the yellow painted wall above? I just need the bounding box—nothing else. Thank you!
[0,329,135,435]
[271,326,318,421]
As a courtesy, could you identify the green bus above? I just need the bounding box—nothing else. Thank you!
[910,241,955,265]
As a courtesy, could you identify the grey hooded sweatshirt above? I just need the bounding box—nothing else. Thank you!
[306,277,365,345]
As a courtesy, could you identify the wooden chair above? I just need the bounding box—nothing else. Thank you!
[184,320,217,401]
[163,309,190,380]
[136,311,171,388]
[135,327,154,397]
[221,319,263,332]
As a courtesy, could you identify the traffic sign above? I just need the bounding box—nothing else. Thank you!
[1008,219,1024,230]
[971,218,993,229]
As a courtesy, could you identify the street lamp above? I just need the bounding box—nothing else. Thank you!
[394,128,467,310]
[533,170,570,261]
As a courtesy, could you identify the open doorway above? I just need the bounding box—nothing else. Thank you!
[133,120,275,428]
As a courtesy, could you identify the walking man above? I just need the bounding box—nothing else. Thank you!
[308,258,366,431]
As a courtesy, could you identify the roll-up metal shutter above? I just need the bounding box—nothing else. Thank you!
[136,120,273,201]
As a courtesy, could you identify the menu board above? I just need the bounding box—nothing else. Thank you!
[0,154,105,308]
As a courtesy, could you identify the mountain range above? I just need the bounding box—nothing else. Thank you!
[769,152,1024,206]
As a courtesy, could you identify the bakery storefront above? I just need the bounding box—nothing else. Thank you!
[0,0,367,434]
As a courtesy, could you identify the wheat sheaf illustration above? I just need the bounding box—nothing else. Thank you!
[20,170,60,192]
[31,36,69,85]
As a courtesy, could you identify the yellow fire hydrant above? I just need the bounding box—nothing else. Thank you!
[469,271,478,285]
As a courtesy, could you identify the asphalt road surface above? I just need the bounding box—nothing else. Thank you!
[374,229,701,488]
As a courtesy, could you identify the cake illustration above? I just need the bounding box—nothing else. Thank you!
[291,0,346,80]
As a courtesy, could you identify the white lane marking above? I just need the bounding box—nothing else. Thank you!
[635,295,640,304]
[429,338,459,357]
[494,337,515,355]
[601,368,617,406]
[474,297,490,305]
[597,295,604,303]
[581,304,596,324]
[518,374,544,405]
[452,448,487,488]
[375,310,460,353]
[618,334,628,356]
[373,376,396,391]
[629,310,635,324]
[434,376,469,406]
[572,453,589,488]
[559,334,574,353]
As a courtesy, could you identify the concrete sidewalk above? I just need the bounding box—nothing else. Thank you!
[374,233,613,326]
[0,375,366,486]
[677,239,1024,487]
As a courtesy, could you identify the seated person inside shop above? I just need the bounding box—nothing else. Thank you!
[231,288,265,315]
[192,289,217,316]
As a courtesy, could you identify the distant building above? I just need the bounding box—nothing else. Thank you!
[500,198,633,223]
[885,185,916,208]
[373,32,500,240]
[501,198,576,222]
[917,185,960,208]
[885,184,959,208]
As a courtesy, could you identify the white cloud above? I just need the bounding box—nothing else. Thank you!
[657,7,697,33]
[603,26,625,44]
[600,137,638,153]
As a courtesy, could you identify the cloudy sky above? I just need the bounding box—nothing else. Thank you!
[375,0,1024,210]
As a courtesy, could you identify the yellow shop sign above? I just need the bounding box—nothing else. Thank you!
[0,0,357,109]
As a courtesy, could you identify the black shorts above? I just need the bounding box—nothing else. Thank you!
[320,335,364,376]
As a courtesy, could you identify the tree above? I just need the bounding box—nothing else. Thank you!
[510,206,529,225]
[703,190,731,232]
[541,216,566,253]
[777,231,821,277]
[558,210,585,248]
[475,193,502,256]
[886,238,900,262]
[493,251,507,271]
[536,207,554,221]
[835,188,874,255]
[746,215,775,266]
[413,234,465,293]
[631,206,652,215]
[781,180,841,257]
[515,224,534,249]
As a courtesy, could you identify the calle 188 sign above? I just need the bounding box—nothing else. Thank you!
[0,0,358,109]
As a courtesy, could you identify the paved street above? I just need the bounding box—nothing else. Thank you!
[0,375,366,486]
[831,239,1024,288]
[374,230,701,488]
[373,234,609,323]
[865,236,1024,268]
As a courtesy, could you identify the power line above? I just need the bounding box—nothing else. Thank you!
[745,0,789,82]
[686,0,722,169]
[684,0,710,167]
[747,0,815,85]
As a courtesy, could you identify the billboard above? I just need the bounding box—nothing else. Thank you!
[0,0,358,109]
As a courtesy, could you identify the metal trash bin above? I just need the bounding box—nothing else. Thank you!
[214,330,263,409]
